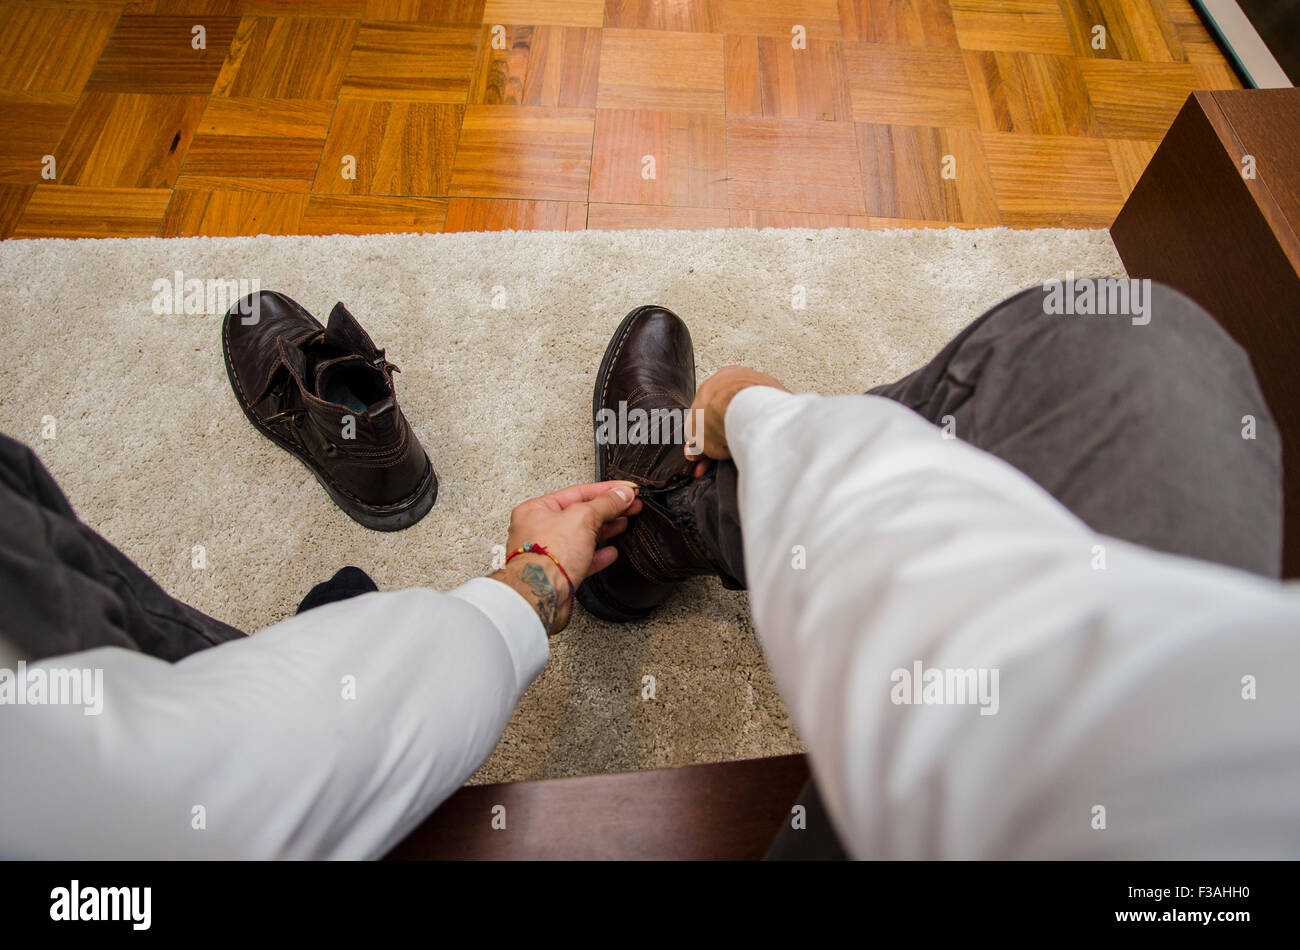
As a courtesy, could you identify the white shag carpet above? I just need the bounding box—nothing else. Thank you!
[0,226,1125,783]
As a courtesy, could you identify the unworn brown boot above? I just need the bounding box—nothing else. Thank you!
[222,291,437,531]
[577,305,725,621]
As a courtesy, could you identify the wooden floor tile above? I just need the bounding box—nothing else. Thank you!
[13,185,171,238]
[844,43,978,128]
[160,189,309,236]
[724,35,762,114]
[729,208,849,227]
[964,51,1102,136]
[300,195,449,234]
[598,29,726,112]
[721,0,842,40]
[0,94,76,184]
[123,1,245,13]
[982,131,1122,226]
[587,203,729,229]
[85,16,242,95]
[313,101,463,195]
[1057,0,1183,62]
[1106,137,1158,194]
[180,137,324,185]
[177,98,333,188]
[1166,0,1229,64]
[0,0,1254,241]
[726,36,852,121]
[214,16,359,99]
[195,96,336,138]
[590,109,668,204]
[604,0,723,32]
[1079,59,1200,139]
[666,110,726,207]
[449,106,594,200]
[171,176,315,193]
[590,109,725,206]
[0,5,119,96]
[0,185,35,239]
[727,116,865,214]
[120,1,349,12]
[950,0,1073,56]
[837,0,958,47]
[363,0,486,23]
[340,23,478,102]
[54,93,208,189]
[850,214,990,229]
[469,25,600,108]
[482,0,606,27]
[444,197,586,231]
[244,0,367,13]
[1194,61,1243,91]
[1162,0,1205,25]
[858,123,998,223]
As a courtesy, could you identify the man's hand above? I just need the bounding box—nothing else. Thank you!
[490,480,642,635]
[685,365,790,476]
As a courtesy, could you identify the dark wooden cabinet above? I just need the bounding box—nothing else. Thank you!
[1111,89,1300,576]
[386,754,809,860]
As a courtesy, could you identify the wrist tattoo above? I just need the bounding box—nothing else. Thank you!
[520,561,560,636]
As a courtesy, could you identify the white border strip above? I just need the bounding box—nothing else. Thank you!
[1198,0,1293,88]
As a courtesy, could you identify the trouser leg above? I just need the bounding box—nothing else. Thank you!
[689,282,1282,586]
[864,282,1282,575]
[0,434,244,662]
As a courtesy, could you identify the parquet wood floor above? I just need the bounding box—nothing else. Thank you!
[0,0,1243,239]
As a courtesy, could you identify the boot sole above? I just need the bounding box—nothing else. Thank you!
[577,305,693,622]
[577,569,658,623]
[221,307,438,532]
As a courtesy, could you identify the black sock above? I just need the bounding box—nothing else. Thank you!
[295,565,379,614]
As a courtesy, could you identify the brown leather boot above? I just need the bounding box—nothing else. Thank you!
[577,305,723,622]
[221,291,437,531]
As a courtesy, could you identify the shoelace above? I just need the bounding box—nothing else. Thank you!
[262,407,306,428]
[632,475,697,520]
[262,406,343,456]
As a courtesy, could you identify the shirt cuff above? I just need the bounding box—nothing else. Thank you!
[724,384,796,453]
[446,576,549,695]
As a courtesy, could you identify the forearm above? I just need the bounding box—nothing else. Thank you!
[725,386,1300,857]
[726,387,1084,855]
[491,553,569,636]
[0,581,547,859]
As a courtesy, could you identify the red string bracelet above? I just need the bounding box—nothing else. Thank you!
[504,542,575,603]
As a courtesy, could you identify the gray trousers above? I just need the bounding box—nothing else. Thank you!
[675,281,1284,858]
[0,435,245,662]
[0,444,379,661]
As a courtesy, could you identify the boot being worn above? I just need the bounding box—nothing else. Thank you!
[222,291,437,531]
[577,305,724,622]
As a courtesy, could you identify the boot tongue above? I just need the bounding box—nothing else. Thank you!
[323,302,381,358]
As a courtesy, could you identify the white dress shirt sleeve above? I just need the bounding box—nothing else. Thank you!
[0,577,547,859]
[727,385,1300,859]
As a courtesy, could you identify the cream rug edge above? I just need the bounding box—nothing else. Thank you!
[0,226,1125,783]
